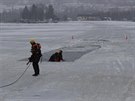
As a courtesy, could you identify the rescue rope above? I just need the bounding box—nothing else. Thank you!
[0,63,31,88]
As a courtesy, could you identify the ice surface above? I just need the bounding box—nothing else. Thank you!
[0,21,135,101]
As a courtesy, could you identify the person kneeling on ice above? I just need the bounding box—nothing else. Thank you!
[27,39,42,76]
[49,50,64,62]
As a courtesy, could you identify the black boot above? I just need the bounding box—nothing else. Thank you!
[32,74,39,76]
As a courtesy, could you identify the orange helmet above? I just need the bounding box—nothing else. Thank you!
[30,39,35,44]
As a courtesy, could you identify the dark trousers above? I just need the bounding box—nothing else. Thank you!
[32,62,40,75]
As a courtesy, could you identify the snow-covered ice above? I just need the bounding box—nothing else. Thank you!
[0,21,135,101]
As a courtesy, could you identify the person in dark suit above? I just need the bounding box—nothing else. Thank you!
[28,40,42,76]
[49,50,64,62]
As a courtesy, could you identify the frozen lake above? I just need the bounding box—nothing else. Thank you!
[0,21,135,101]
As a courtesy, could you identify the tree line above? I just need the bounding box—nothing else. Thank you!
[92,9,135,21]
[0,4,58,23]
[0,4,135,23]
[21,4,58,22]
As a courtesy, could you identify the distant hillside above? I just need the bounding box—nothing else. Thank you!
[1,0,135,6]
[0,0,135,12]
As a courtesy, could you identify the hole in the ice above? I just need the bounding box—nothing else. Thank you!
[19,45,101,62]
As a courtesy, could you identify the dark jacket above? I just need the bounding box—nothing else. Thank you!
[49,51,64,62]
[29,43,42,62]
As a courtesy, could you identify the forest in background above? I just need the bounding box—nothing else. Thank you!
[0,3,135,23]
